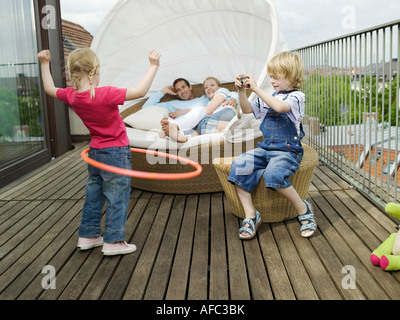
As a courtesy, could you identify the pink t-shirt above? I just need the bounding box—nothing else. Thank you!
[57,86,129,149]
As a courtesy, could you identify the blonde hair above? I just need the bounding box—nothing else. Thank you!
[67,48,100,99]
[267,51,305,89]
[203,76,222,87]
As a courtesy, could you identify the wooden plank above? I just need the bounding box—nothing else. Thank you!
[0,200,78,299]
[0,142,87,201]
[345,188,398,234]
[297,202,366,300]
[223,197,251,300]
[102,192,163,300]
[188,194,210,300]
[56,192,142,300]
[0,200,66,275]
[314,166,343,191]
[0,201,28,221]
[209,193,229,300]
[321,191,400,299]
[318,165,350,190]
[333,190,394,244]
[271,222,319,300]
[165,195,199,300]
[285,218,343,300]
[311,174,330,192]
[27,202,87,300]
[0,200,40,235]
[79,190,142,300]
[258,223,296,300]
[144,195,186,300]
[2,144,88,202]
[3,140,400,301]
[242,230,274,300]
[23,157,84,201]
[123,194,174,300]
[41,164,87,200]
[312,192,391,300]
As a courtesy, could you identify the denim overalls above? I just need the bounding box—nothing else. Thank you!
[228,100,305,193]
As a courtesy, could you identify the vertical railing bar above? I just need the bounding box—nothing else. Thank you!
[393,24,400,201]
[373,30,379,195]
[369,31,374,192]
[323,43,327,162]
[357,34,362,183]
[361,32,366,187]
[336,39,341,170]
[340,38,344,172]
[344,37,349,176]
[386,26,392,202]
[362,32,368,189]
[349,37,357,179]
[329,41,334,164]
[356,34,361,183]
[379,28,386,201]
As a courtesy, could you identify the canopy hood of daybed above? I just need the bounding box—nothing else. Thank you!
[91,0,287,111]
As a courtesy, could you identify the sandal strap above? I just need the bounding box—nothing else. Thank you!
[300,222,316,232]
[242,218,255,231]
[298,213,314,222]
[239,226,253,236]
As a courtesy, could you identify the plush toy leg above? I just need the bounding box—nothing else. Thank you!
[380,254,400,271]
[385,203,400,219]
[370,233,397,266]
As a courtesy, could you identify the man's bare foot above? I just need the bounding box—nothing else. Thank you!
[160,117,188,143]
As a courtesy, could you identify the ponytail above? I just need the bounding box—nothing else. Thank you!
[88,67,98,99]
[67,48,100,99]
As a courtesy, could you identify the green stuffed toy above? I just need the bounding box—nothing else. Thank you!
[370,203,400,271]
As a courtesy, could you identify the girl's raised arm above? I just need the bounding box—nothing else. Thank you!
[38,50,59,98]
[125,50,161,101]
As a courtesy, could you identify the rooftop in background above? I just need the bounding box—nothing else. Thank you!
[61,19,94,86]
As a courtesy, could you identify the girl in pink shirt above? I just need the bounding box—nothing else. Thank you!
[38,48,161,256]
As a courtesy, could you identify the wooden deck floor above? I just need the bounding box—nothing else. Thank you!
[1,142,400,301]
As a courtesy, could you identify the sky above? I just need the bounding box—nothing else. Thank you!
[60,0,400,50]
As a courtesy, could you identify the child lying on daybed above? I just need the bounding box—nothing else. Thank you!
[159,77,238,142]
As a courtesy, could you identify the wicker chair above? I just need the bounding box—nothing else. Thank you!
[213,144,319,223]
[120,82,262,194]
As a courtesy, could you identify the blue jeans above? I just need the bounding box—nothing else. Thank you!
[228,146,303,193]
[195,108,236,134]
[79,146,131,243]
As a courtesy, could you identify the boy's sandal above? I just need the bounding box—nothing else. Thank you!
[297,200,317,238]
[239,210,262,240]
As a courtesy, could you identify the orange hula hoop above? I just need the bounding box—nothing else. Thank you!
[80,148,202,180]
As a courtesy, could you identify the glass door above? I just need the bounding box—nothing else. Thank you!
[0,0,46,170]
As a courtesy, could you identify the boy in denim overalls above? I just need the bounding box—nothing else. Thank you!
[228,52,317,240]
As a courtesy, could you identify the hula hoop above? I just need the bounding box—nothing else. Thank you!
[81,148,202,180]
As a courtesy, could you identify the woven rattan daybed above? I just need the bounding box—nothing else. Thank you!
[91,0,289,194]
[120,82,262,194]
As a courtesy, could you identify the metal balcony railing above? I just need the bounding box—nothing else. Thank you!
[295,19,400,210]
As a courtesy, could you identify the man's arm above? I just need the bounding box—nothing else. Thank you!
[142,85,177,108]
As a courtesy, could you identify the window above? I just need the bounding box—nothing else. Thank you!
[0,0,46,170]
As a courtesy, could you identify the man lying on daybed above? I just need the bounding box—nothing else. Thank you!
[145,78,238,142]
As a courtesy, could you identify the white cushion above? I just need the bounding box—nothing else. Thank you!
[123,106,169,131]
[125,127,225,151]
